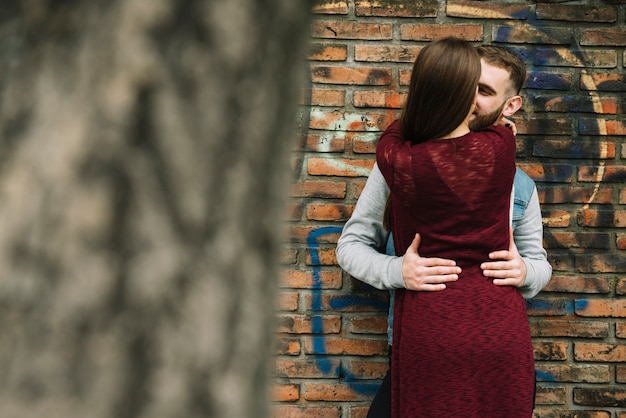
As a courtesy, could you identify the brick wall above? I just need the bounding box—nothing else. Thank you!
[275,1,626,417]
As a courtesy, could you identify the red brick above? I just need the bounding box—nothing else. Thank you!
[543,275,610,293]
[346,359,389,379]
[273,383,300,401]
[276,291,299,311]
[544,232,611,250]
[290,181,347,199]
[530,319,609,338]
[581,72,626,91]
[578,209,626,227]
[311,66,393,86]
[354,44,421,63]
[493,24,573,45]
[580,118,626,135]
[304,247,337,266]
[308,43,348,61]
[581,28,626,46]
[575,254,626,274]
[533,341,569,361]
[617,321,626,338]
[579,165,626,182]
[536,4,618,23]
[303,337,387,356]
[312,1,348,15]
[536,364,610,383]
[311,21,392,40]
[533,410,609,418]
[274,358,341,379]
[618,365,626,382]
[573,387,626,407]
[534,47,616,68]
[350,132,380,154]
[531,96,619,114]
[399,69,412,86]
[280,269,343,289]
[289,226,341,245]
[275,337,301,355]
[353,91,406,109]
[276,314,341,334]
[308,157,374,177]
[617,278,626,295]
[537,186,613,204]
[305,133,346,153]
[349,315,388,334]
[306,203,354,221]
[355,0,438,17]
[541,210,572,228]
[303,382,379,401]
[400,24,483,41]
[309,109,396,131]
[272,405,341,418]
[310,88,346,106]
[534,386,566,405]
[575,343,626,362]
[446,1,530,19]
[575,299,626,317]
[349,406,370,418]
[303,292,389,312]
[516,118,573,135]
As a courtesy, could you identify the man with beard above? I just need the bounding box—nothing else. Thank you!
[336,45,552,417]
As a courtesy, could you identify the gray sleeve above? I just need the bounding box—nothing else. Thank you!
[515,187,553,298]
[336,164,406,290]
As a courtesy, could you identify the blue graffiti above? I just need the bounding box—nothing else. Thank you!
[307,226,386,393]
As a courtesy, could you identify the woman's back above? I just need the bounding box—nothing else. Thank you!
[376,119,534,417]
[377,120,515,270]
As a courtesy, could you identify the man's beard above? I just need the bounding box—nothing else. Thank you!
[469,101,506,131]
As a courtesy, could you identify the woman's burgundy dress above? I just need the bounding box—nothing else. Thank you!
[376,120,535,417]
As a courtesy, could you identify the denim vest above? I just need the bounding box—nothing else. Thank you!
[386,168,535,344]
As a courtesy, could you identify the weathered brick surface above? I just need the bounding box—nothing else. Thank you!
[275,1,626,416]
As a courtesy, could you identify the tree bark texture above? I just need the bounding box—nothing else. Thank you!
[0,1,311,417]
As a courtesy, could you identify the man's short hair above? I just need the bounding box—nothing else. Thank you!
[476,45,527,95]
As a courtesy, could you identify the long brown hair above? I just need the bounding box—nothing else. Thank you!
[400,37,481,144]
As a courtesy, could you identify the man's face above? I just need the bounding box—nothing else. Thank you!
[469,59,514,131]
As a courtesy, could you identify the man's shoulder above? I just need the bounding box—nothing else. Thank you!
[513,168,535,205]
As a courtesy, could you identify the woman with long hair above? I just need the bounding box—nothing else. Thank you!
[376,37,534,417]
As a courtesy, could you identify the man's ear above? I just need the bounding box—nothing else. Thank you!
[502,95,522,117]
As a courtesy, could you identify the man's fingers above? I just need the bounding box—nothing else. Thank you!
[405,272,459,291]
[407,233,421,254]
[420,257,458,268]
[416,283,448,292]
[407,282,449,292]
[488,250,510,260]
[482,268,513,279]
[492,278,517,286]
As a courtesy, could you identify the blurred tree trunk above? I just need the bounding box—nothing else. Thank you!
[0,1,311,417]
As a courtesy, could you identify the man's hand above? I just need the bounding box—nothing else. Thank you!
[496,116,517,135]
[402,233,461,291]
[481,228,527,288]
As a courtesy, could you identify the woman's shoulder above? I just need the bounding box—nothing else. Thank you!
[478,125,514,136]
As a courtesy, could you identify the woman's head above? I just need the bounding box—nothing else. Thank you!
[401,37,481,144]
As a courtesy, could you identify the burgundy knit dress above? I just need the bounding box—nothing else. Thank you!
[376,120,535,417]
